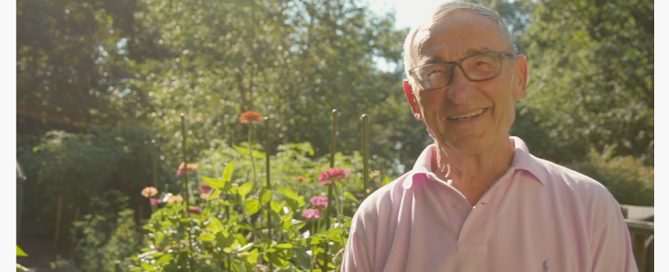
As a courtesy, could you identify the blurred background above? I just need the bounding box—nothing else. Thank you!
[16,0,653,270]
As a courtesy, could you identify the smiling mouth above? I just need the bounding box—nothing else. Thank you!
[447,108,487,121]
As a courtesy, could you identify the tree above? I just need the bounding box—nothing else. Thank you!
[514,0,652,165]
[131,0,415,171]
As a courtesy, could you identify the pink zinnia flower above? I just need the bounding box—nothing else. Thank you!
[302,208,321,220]
[309,196,328,209]
[319,167,350,185]
[149,198,163,207]
[199,183,213,194]
[188,206,202,215]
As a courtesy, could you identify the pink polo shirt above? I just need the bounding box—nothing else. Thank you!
[342,137,637,272]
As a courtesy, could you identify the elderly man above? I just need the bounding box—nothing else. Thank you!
[341,2,637,272]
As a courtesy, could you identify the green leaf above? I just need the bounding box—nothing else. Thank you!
[277,187,299,200]
[323,227,344,242]
[244,199,261,215]
[260,190,272,205]
[155,253,173,266]
[234,233,248,245]
[270,201,283,213]
[274,243,292,249]
[16,245,27,257]
[222,161,236,183]
[343,191,360,204]
[238,181,253,199]
[209,188,221,199]
[141,263,156,271]
[202,176,224,189]
[207,217,224,234]
[199,233,215,242]
[234,145,265,159]
[246,248,259,264]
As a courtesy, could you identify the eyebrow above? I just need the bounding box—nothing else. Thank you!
[420,47,495,65]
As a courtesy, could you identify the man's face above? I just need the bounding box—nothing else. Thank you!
[403,11,527,155]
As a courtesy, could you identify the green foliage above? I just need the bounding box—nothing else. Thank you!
[16,246,28,257]
[569,147,653,206]
[131,142,367,271]
[16,246,29,272]
[130,0,411,169]
[48,255,71,271]
[21,124,163,238]
[515,0,653,166]
[17,0,146,135]
[71,190,141,271]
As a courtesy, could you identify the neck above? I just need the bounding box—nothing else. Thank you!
[432,138,515,204]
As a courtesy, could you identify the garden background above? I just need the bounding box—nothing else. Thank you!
[16,0,653,271]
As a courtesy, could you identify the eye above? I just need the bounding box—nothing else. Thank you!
[475,60,493,67]
[421,65,447,80]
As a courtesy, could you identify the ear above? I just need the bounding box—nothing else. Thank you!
[403,80,423,120]
[512,55,528,100]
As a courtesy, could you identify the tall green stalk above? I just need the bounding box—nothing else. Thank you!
[361,114,370,195]
[264,116,273,271]
[323,109,339,270]
[180,113,193,269]
[248,123,257,186]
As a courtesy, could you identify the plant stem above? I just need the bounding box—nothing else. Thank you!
[264,116,273,271]
[248,124,257,186]
[180,113,193,270]
[361,114,370,195]
[323,108,339,269]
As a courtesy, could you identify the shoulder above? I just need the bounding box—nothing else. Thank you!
[532,155,620,211]
[535,156,607,192]
[350,171,412,229]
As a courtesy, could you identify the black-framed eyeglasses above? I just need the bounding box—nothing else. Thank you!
[409,51,515,91]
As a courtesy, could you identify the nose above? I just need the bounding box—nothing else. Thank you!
[446,66,474,104]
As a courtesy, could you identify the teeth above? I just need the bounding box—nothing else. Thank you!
[448,109,485,120]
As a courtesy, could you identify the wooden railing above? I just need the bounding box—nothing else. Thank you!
[626,219,653,272]
[622,204,653,272]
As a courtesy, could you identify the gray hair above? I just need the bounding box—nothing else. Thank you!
[402,2,515,81]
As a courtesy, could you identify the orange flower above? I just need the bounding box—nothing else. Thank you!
[200,193,209,200]
[295,176,307,183]
[168,194,183,203]
[239,111,263,124]
[141,187,158,198]
[176,162,198,177]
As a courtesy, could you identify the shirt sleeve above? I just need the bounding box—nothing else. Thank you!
[589,190,639,272]
[341,210,374,272]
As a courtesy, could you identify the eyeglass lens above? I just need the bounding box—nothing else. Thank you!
[414,53,505,90]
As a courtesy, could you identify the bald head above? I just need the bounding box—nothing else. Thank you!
[403,2,515,80]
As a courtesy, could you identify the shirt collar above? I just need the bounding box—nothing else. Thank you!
[403,136,547,189]
[509,136,547,184]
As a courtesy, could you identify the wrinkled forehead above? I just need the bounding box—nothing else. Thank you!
[410,11,510,64]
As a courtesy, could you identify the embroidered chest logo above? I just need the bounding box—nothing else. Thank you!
[541,259,550,272]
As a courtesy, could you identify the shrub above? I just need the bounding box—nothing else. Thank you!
[569,146,653,206]
[71,190,141,271]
